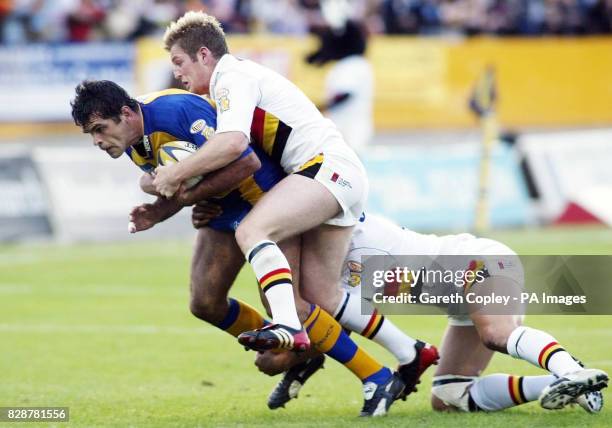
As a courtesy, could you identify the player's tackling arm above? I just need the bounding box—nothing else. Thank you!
[130,150,261,232]
[153,131,248,197]
[176,149,261,206]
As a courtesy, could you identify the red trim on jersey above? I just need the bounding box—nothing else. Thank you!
[251,107,265,147]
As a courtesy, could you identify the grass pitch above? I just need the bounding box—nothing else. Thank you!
[1,226,611,427]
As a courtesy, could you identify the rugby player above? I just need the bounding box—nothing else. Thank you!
[153,11,369,353]
[70,80,409,416]
[251,213,608,412]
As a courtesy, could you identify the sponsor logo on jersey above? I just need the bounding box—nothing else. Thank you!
[142,135,153,158]
[190,119,206,134]
[216,88,230,112]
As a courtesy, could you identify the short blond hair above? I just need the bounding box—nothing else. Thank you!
[163,11,228,60]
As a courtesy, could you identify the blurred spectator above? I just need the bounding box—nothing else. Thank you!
[66,0,105,42]
[307,1,374,151]
[250,0,310,34]
[2,0,612,44]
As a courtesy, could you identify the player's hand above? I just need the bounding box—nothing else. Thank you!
[192,201,223,229]
[128,203,163,233]
[153,164,181,198]
[254,351,297,376]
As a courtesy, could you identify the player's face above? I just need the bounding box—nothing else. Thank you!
[170,45,211,95]
[85,114,139,159]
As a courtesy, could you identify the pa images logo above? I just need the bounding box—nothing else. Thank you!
[216,88,230,112]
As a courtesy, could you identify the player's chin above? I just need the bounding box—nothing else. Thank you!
[108,149,122,159]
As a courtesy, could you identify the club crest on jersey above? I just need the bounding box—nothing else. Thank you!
[216,88,230,112]
[202,125,215,139]
[347,260,362,287]
[190,119,206,134]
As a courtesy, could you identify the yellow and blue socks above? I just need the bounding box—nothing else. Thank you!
[247,240,301,329]
[304,304,391,385]
[215,298,267,337]
[507,326,582,376]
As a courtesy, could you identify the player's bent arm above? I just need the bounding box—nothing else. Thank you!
[139,173,160,196]
[175,131,249,182]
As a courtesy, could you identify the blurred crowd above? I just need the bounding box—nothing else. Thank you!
[1,0,612,44]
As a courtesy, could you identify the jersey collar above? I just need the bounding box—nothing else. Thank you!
[210,53,233,97]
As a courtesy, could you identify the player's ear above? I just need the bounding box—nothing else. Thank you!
[120,105,135,119]
[198,46,211,63]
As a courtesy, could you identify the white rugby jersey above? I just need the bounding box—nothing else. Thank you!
[341,214,518,293]
[209,54,353,173]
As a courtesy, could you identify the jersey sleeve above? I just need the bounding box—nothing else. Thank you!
[213,71,260,139]
[175,97,218,148]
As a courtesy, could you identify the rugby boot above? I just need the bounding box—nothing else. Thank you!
[397,340,440,399]
[238,323,310,352]
[539,368,609,410]
[360,372,406,417]
[268,355,326,409]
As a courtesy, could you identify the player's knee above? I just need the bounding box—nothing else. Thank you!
[477,324,507,352]
[235,221,265,250]
[431,395,453,412]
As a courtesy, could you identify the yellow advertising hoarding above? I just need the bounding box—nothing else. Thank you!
[137,35,612,129]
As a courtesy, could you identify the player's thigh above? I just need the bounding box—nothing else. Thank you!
[298,224,354,313]
[435,325,494,377]
[236,174,342,247]
[191,227,244,306]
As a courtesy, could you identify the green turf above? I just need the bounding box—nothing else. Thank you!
[0,226,611,427]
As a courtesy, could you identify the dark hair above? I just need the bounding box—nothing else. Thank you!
[70,80,139,128]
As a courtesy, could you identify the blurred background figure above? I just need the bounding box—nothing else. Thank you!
[307,0,374,152]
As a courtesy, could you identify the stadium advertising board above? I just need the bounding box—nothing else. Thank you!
[32,147,193,243]
[363,141,533,230]
[0,43,135,122]
[137,36,612,129]
[0,148,52,241]
[519,129,612,226]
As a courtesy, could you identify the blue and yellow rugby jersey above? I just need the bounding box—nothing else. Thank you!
[125,89,285,231]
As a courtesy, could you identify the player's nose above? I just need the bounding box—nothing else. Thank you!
[92,136,103,148]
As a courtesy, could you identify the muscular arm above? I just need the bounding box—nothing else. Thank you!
[176,149,261,206]
[131,150,260,232]
[175,131,249,181]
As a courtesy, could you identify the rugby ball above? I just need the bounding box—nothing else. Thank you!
[157,141,202,189]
